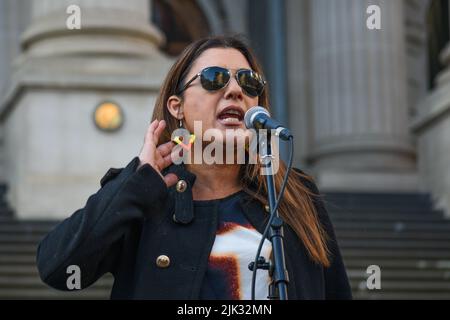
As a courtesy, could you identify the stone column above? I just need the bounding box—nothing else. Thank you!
[21,0,163,57]
[0,0,31,182]
[0,0,173,219]
[412,3,450,215]
[285,0,311,168]
[309,0,417,191]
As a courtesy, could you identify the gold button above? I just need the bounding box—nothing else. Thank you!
[264,204,270,213]
[156,255,170,268]
[176,180,187,193]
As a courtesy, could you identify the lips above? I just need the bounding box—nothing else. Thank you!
[217,106,245,126]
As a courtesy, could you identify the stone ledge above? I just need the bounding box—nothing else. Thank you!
[316,170,420,193]
[21,8,164,51]
[0,55,173,121]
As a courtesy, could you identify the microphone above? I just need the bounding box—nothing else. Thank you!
[244,106,293,141]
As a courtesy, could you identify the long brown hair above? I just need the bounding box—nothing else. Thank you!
[151,35,330,267]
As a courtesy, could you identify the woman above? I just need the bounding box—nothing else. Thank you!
[36,35,352,300]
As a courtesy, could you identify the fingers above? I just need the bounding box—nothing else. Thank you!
[161,153,173,169]
[157,141,175,158]
[154,152,173,173]
[141,121,178,188]
[163,173,178,188]
[141,120,168,156]
[140,119,175,176]
[153,120,166,143]
[144,119,165,145]
[145,120,159,143]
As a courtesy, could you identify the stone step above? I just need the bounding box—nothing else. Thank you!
[346,269,450,280]
[342,258,450,270]
[335,230,450,241]
[0,244,38,253]
[0,219,58,230]
[0,266,116,281]
[0,275,113,289]
[324,192,432,208]
[352,291,450,300]
[327,206,438,215]
[0,234,47,243]
[349,280,450,291]
[0,288,110,300]
[0,216,57,223]
[338,240,450,250]
[327,205,443,214]
[329,212,446,222]
[0,225,56,234]
[332,221,450,232]
[0,265,39,276]
[0,255,39,265]
[341,249,450,259]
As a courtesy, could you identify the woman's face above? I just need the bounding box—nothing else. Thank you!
[171,48,260,143]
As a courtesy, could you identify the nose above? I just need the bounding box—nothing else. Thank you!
[223,75,244,101]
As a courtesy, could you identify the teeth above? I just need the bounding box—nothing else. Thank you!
[222,117,241,123]
[221,109,241,117]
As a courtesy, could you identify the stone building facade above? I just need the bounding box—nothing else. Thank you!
[0,0,448,219]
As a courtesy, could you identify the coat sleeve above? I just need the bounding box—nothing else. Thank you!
[296,169,353,299]
[36,157,169,291]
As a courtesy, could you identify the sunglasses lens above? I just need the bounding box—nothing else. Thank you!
[200,67,230,91]
[237,70,265,97]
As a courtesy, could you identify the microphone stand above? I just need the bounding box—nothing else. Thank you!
[255,129,289,300]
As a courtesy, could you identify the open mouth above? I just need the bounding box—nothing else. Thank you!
[217,106,245,126]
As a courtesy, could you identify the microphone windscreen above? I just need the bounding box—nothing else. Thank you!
[244,106,270,129]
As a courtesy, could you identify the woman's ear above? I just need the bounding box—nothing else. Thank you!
[167,95,183,119]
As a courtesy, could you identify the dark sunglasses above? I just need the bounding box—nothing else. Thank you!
[177,66,266,97]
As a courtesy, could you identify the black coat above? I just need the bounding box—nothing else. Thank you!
[36,157,352,299]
